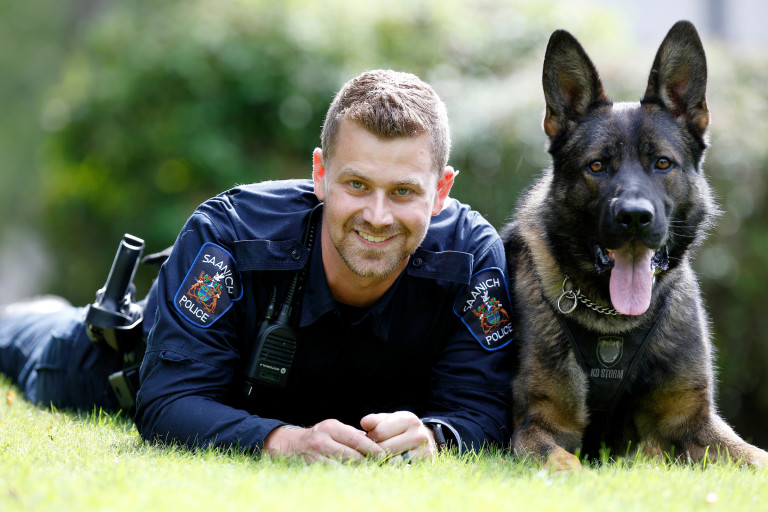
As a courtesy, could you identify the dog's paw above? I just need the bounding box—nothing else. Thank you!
[544,446,582,474]
[744,446,768,469]
[635,440,666,461]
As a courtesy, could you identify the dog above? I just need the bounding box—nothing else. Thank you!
[501,20,768,470]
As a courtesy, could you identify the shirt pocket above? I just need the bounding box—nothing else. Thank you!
[158,350,195,366]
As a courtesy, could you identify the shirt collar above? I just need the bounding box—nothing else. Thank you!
[298,236,400,337]
[298,236,472,341]
[298,236,337,327]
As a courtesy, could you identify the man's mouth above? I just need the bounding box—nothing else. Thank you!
[593,243,669,316]
[356,230,395,243]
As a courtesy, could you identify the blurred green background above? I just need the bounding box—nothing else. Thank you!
[2,0,768,450]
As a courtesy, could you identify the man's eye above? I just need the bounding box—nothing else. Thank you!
[350,181,364,190]
[394,188,411,196]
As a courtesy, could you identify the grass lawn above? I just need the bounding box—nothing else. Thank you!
[1,379,766,512]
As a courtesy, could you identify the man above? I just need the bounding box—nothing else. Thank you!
[1,70,514,463]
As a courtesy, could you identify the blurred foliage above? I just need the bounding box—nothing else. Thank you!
[34,0,624,303]
[0,3,67,220]
[0,1,79,295]
[2,0,768,447]
[699,49,768,449]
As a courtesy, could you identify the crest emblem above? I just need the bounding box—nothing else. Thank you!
[454,267,514,351]
[472,289,510,334]
[174,243,242,327]
[187,271,224,313]
[597,336,623,367]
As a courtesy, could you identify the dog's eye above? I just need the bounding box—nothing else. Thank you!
[655,158,672,171]
[589,160,604,173]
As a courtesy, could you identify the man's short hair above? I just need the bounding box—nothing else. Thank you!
[320,69,451,174]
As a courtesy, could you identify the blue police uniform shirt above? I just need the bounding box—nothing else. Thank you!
[134,179,514,453]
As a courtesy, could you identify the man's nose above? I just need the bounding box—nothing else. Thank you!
[362,191,394,227]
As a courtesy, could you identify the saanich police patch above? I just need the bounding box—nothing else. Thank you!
[174,243,243,327]
[453,267,513,351]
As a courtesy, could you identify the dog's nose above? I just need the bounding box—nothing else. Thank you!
[615,198,654,230]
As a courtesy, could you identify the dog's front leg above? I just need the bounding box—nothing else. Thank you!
[637,386,768,467]
[511,352,589,472]
[685,414,768,468]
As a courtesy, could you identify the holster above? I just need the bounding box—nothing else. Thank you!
[84,234,147,412]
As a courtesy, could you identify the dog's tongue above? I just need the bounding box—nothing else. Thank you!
[609,243,654,315]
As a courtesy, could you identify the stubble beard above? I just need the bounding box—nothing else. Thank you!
[334,216,426,279]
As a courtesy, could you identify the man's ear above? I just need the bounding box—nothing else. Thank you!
[312,148,326,201]
[432,167,457,215]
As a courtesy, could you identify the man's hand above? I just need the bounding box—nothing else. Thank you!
[263,419,385,463]
[360,411,437,463]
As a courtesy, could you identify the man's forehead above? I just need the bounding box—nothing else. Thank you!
[329,122,434,172]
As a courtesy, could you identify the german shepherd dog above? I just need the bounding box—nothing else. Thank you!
[501,21,768,470]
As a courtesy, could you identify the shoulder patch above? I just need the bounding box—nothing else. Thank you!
[174,243,243,328]
[453,267,513,351]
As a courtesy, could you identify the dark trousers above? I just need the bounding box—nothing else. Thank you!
[0,306,122,411]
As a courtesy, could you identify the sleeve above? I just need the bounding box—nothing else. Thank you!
[134,209,285,452]
[421,229,514,453]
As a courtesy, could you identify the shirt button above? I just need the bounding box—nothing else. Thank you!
[290,249,302,260]
[412,257,424,267]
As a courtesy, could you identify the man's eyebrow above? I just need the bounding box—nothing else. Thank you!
[393,178,425,189]
[338,168,367,180]
[337,169,426,189]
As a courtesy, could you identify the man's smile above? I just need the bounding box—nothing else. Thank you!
[356,230,395,243]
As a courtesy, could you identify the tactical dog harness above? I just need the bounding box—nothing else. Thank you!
[556,314,660,425]
[552,281,667,441]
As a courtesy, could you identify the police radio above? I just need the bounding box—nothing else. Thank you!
[242,287,297,392]
[242,205,320,395]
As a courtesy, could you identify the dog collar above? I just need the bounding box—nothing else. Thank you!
[556,276,621,316]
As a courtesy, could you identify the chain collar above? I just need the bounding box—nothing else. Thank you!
[556,276,622,316]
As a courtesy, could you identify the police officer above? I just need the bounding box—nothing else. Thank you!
[1,70,514,463]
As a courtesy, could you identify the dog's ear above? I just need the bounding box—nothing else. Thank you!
[542,30,610,140]
[642,21,709,139]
